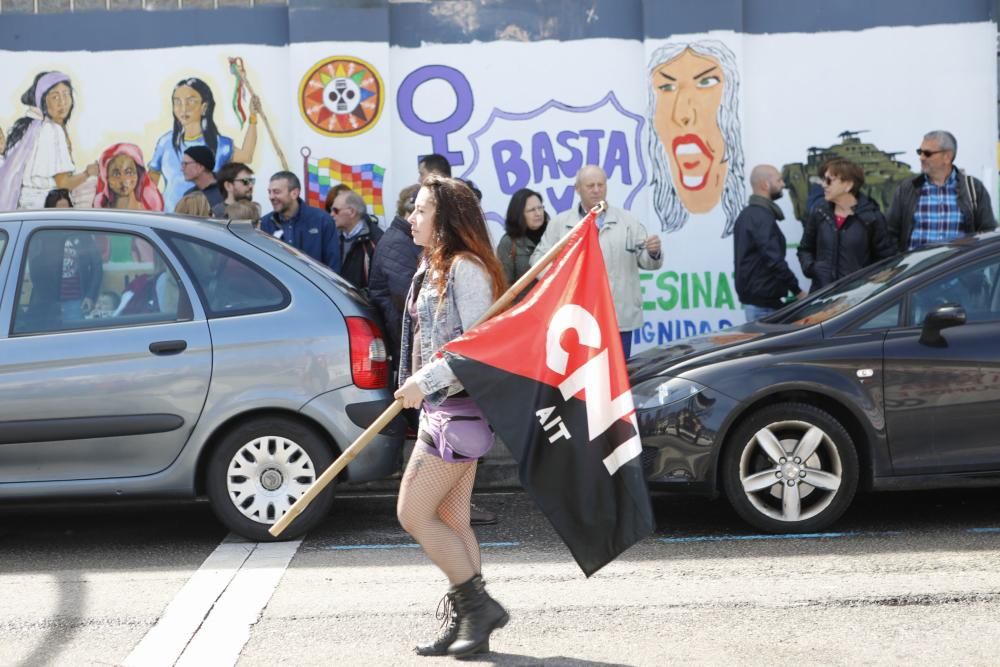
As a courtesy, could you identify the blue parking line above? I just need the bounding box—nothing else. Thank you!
[967,527,1000,534]
[657,530,900,544]
[324,541,521,551]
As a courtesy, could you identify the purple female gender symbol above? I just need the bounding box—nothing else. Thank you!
[396,65,474,167]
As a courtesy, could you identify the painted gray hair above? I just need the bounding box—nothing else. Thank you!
[645,40,747,237]
[924,130,957,159]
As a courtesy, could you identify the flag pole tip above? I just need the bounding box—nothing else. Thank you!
[591,200,608,214]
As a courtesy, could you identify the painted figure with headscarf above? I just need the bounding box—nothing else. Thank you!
[0,71,97,210]
[93,142,164,211]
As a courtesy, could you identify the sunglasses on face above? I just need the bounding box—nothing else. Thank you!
[329,207,341,214]
[824,176,837,185]
[916,149,945,158]
[235,177,256,186]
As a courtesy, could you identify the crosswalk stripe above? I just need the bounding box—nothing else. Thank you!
[124,535,301,667]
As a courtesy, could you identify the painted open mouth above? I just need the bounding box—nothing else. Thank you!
[671,134,715,191]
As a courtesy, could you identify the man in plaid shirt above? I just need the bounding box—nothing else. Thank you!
[886,130,995,253]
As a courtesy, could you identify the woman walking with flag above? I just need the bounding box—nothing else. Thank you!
[394,175,510,657]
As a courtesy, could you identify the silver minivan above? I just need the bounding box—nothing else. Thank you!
[0,210,403,540]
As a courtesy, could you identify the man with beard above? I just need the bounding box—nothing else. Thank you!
[733,164,805,321]
[260,171,340,271]
[212,162,257,219]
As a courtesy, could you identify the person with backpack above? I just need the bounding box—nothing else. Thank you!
[330,188,382,291]
[797,158,894,293]
[887,130,996,253]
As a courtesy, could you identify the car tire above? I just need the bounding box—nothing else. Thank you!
[206,416,337,541]
[721,402,859,533]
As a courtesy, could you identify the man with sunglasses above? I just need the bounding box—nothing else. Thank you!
[212,161,255,219]
[886,130,995,253]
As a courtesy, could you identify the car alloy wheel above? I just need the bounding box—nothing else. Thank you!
[722,402,859,533]
[207,416,336,541]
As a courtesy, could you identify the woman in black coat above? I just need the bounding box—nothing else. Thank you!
[797,158,895,293]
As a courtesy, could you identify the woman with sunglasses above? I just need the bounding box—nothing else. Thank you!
[797,157,894,293]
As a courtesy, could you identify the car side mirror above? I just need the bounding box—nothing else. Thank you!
[919,303,966,346]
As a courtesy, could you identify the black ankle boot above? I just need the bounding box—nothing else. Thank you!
[413,590,489,656]
[447,575,509,657]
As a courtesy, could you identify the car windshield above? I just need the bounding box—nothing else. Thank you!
[771,245,961,326]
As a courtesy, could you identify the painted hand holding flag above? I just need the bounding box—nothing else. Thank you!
[442,210,654,576]
[229,57,252,129]
[227,56,289,170]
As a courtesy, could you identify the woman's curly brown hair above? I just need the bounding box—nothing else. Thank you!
[420,175,508,302]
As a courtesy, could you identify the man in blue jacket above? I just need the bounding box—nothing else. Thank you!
[260,171,340,272]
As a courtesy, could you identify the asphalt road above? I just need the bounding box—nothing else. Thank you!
[2,487,1000,666]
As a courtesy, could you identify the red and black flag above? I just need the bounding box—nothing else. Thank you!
[442,212,654,576]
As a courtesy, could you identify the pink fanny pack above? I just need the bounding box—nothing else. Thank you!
[419,396,495,463]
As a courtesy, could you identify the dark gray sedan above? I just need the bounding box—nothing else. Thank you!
[0,209,403,540]
[631,234,1000,533]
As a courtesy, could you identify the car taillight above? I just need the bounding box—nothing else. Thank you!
[346,316,388,389]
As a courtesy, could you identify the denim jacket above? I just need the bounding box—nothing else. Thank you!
[398,256,493,405]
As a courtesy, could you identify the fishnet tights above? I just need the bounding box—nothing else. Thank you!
[397,446,481,584]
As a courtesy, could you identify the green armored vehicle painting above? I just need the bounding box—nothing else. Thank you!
[782,131,916,222]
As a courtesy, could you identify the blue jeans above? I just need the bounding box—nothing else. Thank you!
[743,305,776,322]
[620,330,633,359]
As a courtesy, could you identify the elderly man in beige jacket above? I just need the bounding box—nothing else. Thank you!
[530,164,663,358]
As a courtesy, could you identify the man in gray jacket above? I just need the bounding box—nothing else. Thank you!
[530,165,662,358]
[886,130,996,252]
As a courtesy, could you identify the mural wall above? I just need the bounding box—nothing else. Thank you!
[0,1,996,353]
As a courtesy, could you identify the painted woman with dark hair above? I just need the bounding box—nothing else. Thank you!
[148,77,258,212]
[0,71,98,210]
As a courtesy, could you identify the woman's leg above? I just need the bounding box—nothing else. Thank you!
[437,459,480,575]
[398,447,478,585]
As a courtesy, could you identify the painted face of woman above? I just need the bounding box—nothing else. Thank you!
[107,154,139,198]
[172,85,207,128]
[651,49,728,214]
[44,83,73,125]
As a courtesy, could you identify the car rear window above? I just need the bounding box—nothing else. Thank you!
[250,228,359,291]
[163,233,289,318]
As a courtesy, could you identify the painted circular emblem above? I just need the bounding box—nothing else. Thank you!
[299,56,384,137]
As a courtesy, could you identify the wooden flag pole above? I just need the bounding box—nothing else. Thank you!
[268,201,607,537]
[229,57,289,171]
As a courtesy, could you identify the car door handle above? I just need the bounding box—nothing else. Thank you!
[149,340,188,355]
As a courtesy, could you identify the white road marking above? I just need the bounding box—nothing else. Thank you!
[123,535,302,667]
